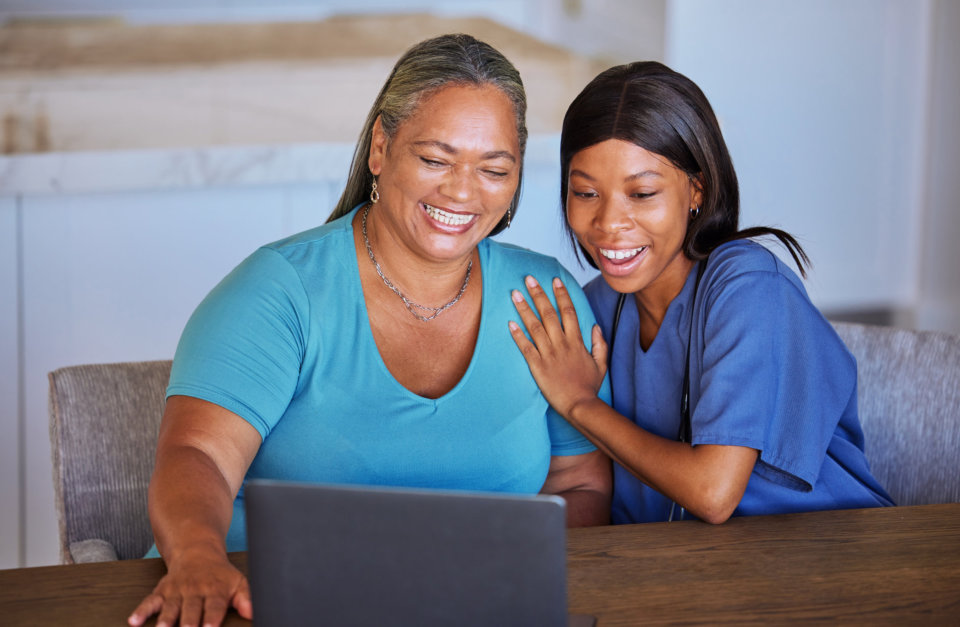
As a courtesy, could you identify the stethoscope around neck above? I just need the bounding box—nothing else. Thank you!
[607,259,707,522]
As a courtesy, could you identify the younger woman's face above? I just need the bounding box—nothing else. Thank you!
[566,139,701,298]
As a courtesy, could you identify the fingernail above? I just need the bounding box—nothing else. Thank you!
[553,277,563,288]
[508,320,519,331]
[511,290,523,303]
[525,275,539,288]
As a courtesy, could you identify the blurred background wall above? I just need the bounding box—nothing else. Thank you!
[1,0,957,568]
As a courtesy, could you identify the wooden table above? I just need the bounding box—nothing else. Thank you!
[2,504,958,625]
[567,503,960,624]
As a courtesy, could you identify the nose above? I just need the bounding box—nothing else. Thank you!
[593,197,632,234]
[440,164,476,203]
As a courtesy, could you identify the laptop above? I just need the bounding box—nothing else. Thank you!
[244,480,595,627]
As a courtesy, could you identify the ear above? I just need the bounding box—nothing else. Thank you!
[368,115,387,176]
[689,173,705,209]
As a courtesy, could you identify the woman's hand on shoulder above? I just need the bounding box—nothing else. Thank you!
[128,542,252,627]
[509,275,607,418]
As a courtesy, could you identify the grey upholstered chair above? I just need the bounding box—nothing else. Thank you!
[832,322,960,506]
[48,360,171,563]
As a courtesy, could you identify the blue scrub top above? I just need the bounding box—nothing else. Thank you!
[585,240,893,523]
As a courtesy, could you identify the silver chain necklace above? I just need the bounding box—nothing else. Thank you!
[361,204,473,322]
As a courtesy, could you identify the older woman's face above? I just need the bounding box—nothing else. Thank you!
[368,83,521,265]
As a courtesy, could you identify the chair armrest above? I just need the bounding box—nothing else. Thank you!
[69,538,120,563]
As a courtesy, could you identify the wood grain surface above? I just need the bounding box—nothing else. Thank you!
[566,504,960,624]
[2,504,957,625]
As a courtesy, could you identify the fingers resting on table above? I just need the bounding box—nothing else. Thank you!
[128,553,252,627]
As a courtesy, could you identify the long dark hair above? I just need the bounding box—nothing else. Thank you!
[326,33,527,237]
[560,61,808,275]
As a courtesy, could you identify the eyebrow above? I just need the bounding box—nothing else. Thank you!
[569,169,663,182]
[412,140,517,163]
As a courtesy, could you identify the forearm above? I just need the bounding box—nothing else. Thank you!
[567,397,682,491]
[567,397,756,524]
[132,445,253,627]
[148,444,237,562]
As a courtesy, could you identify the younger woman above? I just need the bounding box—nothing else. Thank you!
[509,61,892,524]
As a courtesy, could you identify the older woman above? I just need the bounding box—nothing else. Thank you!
[510,61,891,526]
[129,34,610,627]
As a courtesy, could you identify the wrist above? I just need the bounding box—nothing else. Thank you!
[564,394,605,426]
[161,532,226,565]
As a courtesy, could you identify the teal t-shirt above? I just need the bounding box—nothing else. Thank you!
[164,207,604,551]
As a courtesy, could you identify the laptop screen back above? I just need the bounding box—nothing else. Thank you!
[245,480,569,627]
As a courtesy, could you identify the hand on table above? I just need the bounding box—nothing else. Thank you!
[508,275,608,419]
[128,546,252,627]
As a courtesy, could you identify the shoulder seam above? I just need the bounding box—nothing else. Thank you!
[256,246,311,362]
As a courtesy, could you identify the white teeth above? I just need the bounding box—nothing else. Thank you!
[424,203,473,226]
[600,247,645,260]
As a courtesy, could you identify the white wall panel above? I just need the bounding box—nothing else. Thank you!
[0,197,21,569]
[666,0,929,313]
[917,0,960,334]
[282,181,343,235]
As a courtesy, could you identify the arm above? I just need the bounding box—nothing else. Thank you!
[509,275,756,524]
[129,395,262,627]
[541,450,611,526]
[565,398,755,524]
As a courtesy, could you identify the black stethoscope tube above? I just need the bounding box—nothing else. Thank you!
[605,259,707,522]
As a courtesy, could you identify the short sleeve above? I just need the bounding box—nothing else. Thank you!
[546,265,610,456]
[691,267,855,491]
[166,247,310,438]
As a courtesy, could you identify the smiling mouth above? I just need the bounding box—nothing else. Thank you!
[424,203,474,226]
[599,246,647,261]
